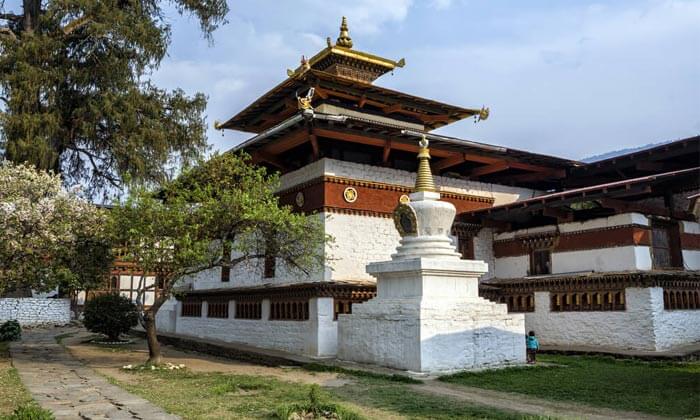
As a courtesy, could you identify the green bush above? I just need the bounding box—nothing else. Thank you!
[0,320,21,341]
[275,385,362,420]
[83,294,138,341]
[5,403,54,420]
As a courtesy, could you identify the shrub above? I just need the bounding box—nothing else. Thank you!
[275,385,362,420]
[6,403,54,420]
[83,294,138,341]
[0,320,21,341]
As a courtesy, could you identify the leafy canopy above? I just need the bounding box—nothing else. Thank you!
[109,152,330,308]
[0,0,229,197]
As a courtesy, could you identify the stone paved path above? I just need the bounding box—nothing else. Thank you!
[412,381,666,420]
[10,327,179,420]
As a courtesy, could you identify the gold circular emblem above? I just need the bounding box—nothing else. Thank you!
[399,194,410,204]
[343,187,358,203]
[295,192,305,207]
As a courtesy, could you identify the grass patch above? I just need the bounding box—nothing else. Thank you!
[440,354,700,418]
[0,342,33,417]
[304,363,422,384]
[327,374,538,420]
[111,365,528,419]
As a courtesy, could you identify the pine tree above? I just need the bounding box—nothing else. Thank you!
[0,0,229,198]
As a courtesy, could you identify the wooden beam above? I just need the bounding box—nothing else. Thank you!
[311,128,454,158]
[358,95,367,108]
[382,139,391,164]
[310,134,319,160]
[469,162,511,178]
[493,169,567,183]
[598,198,670,217]
[261,129,309,155]
[542,207,574,223]
[433,154,468,172]
[252,151,287,170]
[420,114,452,123]
[383,104,403,115]
[313,84,329,99]
[482,218,511,232]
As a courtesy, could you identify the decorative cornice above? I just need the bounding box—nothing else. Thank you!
[482,271,700,294]
[178,281,377,302]
[278,175,494,204]
[323,206,393,218]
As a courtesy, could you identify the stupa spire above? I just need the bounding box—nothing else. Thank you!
[414,136,436,192]
[336,16,353,48]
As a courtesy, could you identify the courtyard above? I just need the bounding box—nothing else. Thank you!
[1,327,698,419]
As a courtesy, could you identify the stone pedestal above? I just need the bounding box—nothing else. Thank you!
[337,258,525,373]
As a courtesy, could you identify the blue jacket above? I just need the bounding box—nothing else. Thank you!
[526,336,539,350]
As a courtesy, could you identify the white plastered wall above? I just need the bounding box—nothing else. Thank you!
[494,213,653,278]
[681,221,700,270]
[525,287,700,352]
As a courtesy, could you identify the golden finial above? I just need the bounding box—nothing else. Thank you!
[336,16,353,48]
[414,135,436,192]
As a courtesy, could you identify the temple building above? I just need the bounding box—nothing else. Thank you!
[154,18,700,360]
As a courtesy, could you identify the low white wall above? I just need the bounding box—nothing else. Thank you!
[525,289,657,351]
[168,297,334,357]
[650,287,700,350]
[0,298,71,326]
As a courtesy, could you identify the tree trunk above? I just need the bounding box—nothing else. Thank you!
[22,0,40,33]
[144,311,162,365]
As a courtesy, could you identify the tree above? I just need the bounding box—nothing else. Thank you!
[0,160,111,295]
[109,153,330,364]
[0,0,228,198]
[83,294,139,341]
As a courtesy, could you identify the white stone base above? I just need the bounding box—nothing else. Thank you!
[338,257,526,373]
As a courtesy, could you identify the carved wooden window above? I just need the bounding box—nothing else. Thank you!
[207,300,229,318]
[221,242,231,282]
[109,276,118,290]
[181,299,202,317]
[530,249,552,275]
[235,301,262,319]
[551,291,625,312]
[270,300,309,321]
[651,221,682,269]
[334,299,354,320]
[664,289,700,310]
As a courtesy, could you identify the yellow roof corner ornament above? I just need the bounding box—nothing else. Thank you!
[397,58,406,68]
[296,87,315,111]
[214,120,223,130]
[336,16,353,48]
[326,37,333,48]
[476,106,490,123]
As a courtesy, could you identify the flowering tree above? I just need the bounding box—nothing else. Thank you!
[110,153,329,364]
[0,161,111,295]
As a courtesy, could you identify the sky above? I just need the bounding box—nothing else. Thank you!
[149,1,698,160]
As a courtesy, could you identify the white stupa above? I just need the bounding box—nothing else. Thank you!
[337,136,526,373]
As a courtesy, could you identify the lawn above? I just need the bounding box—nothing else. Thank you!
[440,354,700,418]
[0,342,33,417]
[111,368,535,419]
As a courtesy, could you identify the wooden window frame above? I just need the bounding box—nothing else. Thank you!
[181,299,202,317]
[235,300,262,319]
[207,300,229,318]
[651,220,683,269]
[270,299,310,321]
[529,248,552,276]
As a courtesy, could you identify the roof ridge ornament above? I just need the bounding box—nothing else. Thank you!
[336,16,353,48]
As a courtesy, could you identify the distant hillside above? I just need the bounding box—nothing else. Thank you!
[581,141,673,163]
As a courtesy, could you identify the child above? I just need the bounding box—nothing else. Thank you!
[526,331,539,364]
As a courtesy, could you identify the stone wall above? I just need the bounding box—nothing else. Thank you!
[0,298,71,326]
[163,297,335,357]
[525,287,700,352]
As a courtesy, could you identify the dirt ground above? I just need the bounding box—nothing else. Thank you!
[63,330,350,388]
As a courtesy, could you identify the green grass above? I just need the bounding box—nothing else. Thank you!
[440,354,700,418]
[0,342,33,417]
[112,367,532,419]
[303,362,422,384]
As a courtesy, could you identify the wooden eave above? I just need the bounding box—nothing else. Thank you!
[218,69,484,133]
[462,167,700,228]
[567,135,700,187]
